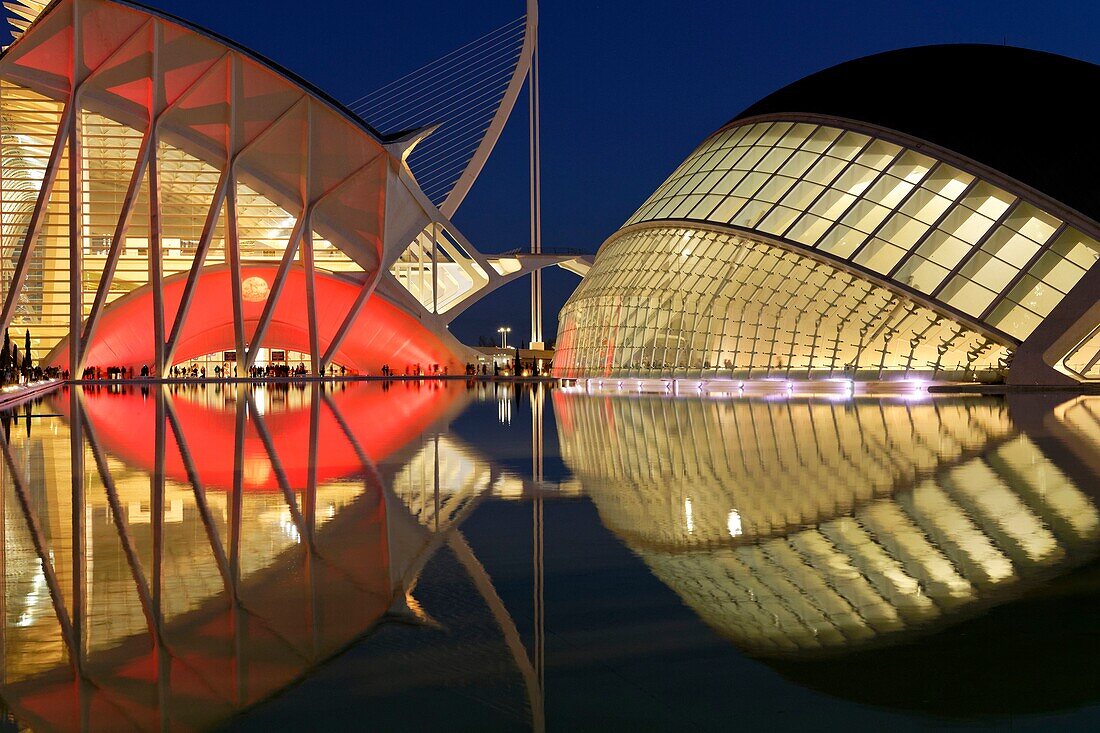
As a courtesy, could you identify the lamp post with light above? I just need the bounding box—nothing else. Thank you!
[498,326,518,376]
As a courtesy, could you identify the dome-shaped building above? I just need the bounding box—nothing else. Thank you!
[553,46,1100,385]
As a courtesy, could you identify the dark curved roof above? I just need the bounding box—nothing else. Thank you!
[734,44,1100,224]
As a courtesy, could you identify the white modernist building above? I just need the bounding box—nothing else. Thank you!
[0,0,585,377]
[553,46,1100,385]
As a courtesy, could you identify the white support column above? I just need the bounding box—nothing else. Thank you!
[303,221,320,375]
[245,214,307,370]
[149,23,166,377]
[320,275,375,370]
[227,57,247,378]
[149,143,165,376]
[528,14,543,350]
[302,103,320,376]
[163,169,231,366]
[226,182,246,377]
[432,222,439,315]
[67,99,84,379]
[0,102,74,340]
[80,130,153,372]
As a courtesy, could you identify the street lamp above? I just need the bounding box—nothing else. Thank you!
[497,326,512,349]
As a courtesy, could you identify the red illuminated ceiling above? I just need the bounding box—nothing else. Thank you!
[46,265,463,374]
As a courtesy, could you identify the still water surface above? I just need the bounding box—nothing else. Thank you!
[1,382,1099,731]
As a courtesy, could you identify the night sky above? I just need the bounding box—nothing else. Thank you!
[12,1,1100,345]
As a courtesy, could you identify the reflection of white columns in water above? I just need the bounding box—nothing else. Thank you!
[531,383,544,484]
[498,383,512,425]
[530,382,545,729]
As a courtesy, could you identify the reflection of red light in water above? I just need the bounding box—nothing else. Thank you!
[57,382,463,490]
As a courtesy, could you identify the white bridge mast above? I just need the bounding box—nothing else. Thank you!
[528,0,544,352]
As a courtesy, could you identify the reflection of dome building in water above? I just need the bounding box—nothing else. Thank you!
[554,46,1100,385]
[554,390,1100,657]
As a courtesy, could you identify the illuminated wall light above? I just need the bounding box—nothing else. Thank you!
[685,498,695,534]
[727,509,743,538]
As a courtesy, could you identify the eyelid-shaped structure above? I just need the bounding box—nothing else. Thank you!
[553,45,1100,385]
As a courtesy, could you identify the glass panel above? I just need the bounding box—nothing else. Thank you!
[841,200,891,234]
[980,227,1041,268]
[855,139,900,170]
[832,164,878,197]
[854,239,906,273]
[730,200,772,229]
[917,230,971,269]
[1030,251,1087,293]
[787,215,833,246]
[1050,229,1100,270]
[876,214,930,250]
[890,150,935,184]
[896,256,950,293]
[988,300,1043,339]
[801,126,841,153]
[756,122,792,146]
[803,155,847,185]
[756,147,793,174]
[779,180,824,212]
[827,131,869,160]
[958,252,1017,292]
[938,206,995,245]
[941,278,997,316]
[779,123,816,149]
[711,196,748,223]
[960,182,1014,220]
[901,188,953,225]
[1006,275,1064,317]
[811,188,856,220]
[1005,203,1059,243]
[777,150,817,178]
[754,176,797,203]
[758,206,801,236]
[922,165,974,200]
[817,226,866,259]
[864,175,914,209]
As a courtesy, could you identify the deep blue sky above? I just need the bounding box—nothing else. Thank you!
[21,1,1100,344]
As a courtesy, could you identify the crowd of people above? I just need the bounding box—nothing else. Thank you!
[0,330,62,387]
[1,331,550,385]
[379,363,451,377]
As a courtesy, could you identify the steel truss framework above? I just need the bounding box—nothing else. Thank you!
[554,116,1100,384]
[0,0,582,377]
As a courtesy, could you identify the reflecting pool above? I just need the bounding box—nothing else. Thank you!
[2,382,1100,730]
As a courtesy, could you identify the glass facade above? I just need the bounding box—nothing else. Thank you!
[555,226,1010,379]
[556,119,1100,380]
[628,120,1100,342]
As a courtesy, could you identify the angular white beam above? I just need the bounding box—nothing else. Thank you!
[0,101,74,340]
